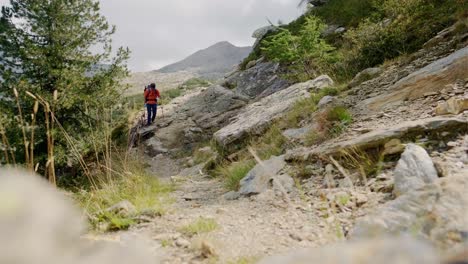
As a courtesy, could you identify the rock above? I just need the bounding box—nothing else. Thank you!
[334,27,346,34]
[200,241,217,258]
[364,46,468,111]
[252,25,276,39]
[435,97,468,115]
[286,117,468,162]
[259,236,439,264]
[223,191,241,201]
[145,137,168,156]
[307,75,334,92]
[349,67,383,88]
[182,85,249,131]
[393,144,438,196]
[239,156,287,196]
[382,138,405,156]
[274,174,295,193]
[245,59,257,69]
[282,126,314,141]
[317,95,337,108]
[215,76,334,146]
[224,62,290,99]
[0,169,154,264]
[351,173,468,250]
[106,200,137,217]
[175,238,191,248]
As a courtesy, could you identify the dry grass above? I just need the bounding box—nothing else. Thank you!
[180,217,219,237]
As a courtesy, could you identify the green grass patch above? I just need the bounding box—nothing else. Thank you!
[74,157,173,231]
[215,159,256,191]
[180,217,219,236]
[180,77,211,89]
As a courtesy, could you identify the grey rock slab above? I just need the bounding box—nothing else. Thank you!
[239,156,287,196]
[282,126,314,141]
[317,95,337,108]
[351,173,468,249]
[286,117,468,162]
[259,236,439,264]
[215,76,334,146]
[393,144,438,196]
[224,62,290,99]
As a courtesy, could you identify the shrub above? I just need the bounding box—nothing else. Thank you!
[262,16,338,79]
[311,0,377,27]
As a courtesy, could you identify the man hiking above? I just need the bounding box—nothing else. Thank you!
[144,83,161,126]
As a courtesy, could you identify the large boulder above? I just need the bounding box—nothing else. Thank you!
[224,62,291,99]
[351,173,468,250]
[0,168,153,264]
[259,236,439,264]
[215,76,334,146]
[239,156,293,196]
[393,144,438,196]
[182,85,249,131]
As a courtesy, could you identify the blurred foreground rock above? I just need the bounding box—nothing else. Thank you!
[0,168,155,264]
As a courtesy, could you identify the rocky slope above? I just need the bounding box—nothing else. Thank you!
[3,20,467,264]
[116,24,468,263]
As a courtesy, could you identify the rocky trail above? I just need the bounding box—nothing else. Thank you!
[91,27,468,263]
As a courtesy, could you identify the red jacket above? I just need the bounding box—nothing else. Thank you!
[144,88,160,105]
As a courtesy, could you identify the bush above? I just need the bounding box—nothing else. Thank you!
[261,16,338,79]
[311,0,377,27]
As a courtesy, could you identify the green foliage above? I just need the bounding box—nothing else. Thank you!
[261,16,338,79]
[180,217,219,236]
[250,125,287,160]
[311,0,377,27]
[215,159,256,191]
[341,0,465,73]
[0,0,129,172]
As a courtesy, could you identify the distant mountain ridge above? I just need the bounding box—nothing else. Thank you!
[157,41,252,80]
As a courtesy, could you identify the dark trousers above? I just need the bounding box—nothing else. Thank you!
[146,104,157,125]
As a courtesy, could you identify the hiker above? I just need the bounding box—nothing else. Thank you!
[144,83,160,125]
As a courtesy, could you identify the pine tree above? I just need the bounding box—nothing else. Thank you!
[0,0,130,180]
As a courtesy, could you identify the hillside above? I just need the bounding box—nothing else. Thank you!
[157,41,252,79]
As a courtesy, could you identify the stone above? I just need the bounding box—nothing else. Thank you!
[317,95,337,108]
[349,67,383,88]
[435,97,468,115]
[393,144,438,196]
[106,200,137,217]
[245,59,257,69]
[215,76,334,146]
[351,173,468,250]
[145,137,168,156]
[252,25,276,39]
[239,156,287,196]
[282,126,314,141]
[307,75,334,92]
[223,191,241,201]
[383,138,405,155]
[175,238,191,248]
[0,168,154,264]
[286,117,468,162]
[224,62,290,99]
[259,236,439,264]
[200,241,217,258]
[334,27,346,34]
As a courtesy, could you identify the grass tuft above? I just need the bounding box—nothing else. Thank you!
[215,159,256,191]
[180,217,219,236]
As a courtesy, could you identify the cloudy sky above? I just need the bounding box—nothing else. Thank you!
[0,0,304,72]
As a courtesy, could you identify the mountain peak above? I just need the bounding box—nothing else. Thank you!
[157,41,252,79]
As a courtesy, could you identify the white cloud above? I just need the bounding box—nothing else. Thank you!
[1,0,304,72]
